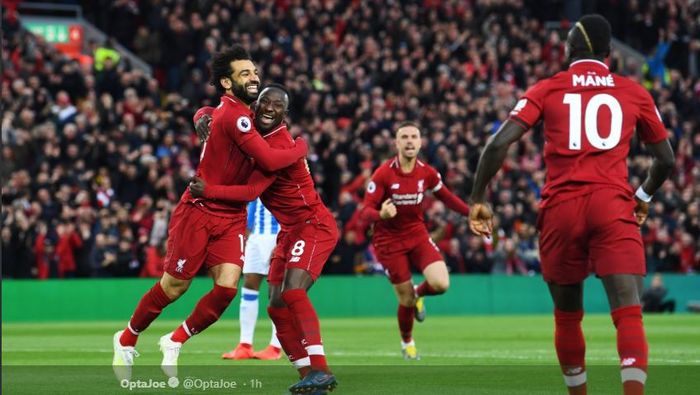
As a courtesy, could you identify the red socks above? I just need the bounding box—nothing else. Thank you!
[281,289,328,372]
[120,281,173,347]
[171,284,237,343]
[268,305,310,374]
[612,305,648,395]
[415,281,441,297]
[554,309,587,394]
[397,305,414,343]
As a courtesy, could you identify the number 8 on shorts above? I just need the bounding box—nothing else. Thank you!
[290,240,305,263]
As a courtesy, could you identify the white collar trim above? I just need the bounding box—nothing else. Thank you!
[570,59,609,69]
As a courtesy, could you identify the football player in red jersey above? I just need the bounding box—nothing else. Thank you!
[190,84,339,394]
[469,15,675,395]
[359,122,470,360]
[112,47,308,381]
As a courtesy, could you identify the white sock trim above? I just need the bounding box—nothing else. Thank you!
[292,357,310,368]
[305,345,325,355]
[563,372,587,387]
[127,322,139,336]
[241,287,260,296]
[182,322,192,337]
[621,367,647,384]
[401,339,415,348]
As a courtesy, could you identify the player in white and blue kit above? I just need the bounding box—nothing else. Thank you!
[222,198,282,360]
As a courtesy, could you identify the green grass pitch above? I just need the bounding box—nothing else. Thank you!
[3,315,699,394]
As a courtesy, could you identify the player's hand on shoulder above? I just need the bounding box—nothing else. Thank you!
[189,176,206,198]
[195,113,212,144]
[468,202,493,237]
[294,136,308,157]
[634,197,649,226]
[380,198,397,220]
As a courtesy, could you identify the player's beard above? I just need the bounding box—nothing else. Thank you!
[232,81,259,105]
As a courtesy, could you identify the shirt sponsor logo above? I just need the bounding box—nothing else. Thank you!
[392,193,424,205]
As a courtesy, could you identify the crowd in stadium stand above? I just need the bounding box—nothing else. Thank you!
[2,0,699,279]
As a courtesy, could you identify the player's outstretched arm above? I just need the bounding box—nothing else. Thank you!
[239,133,308,172]
[434,187,469,216]
[634,139,675,225]
[469,120,527,236]
[189,170,276,203]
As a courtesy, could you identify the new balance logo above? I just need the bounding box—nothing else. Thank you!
[621,357,637,367]
[565,367,583,375]
[391,183,400,189]
[176,258,186,273]
[290,257,301,263]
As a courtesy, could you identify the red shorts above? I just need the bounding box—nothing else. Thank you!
[374,233,443,284]
[164,202,246,280]
[268,213,339,284]
[537,187,645,285]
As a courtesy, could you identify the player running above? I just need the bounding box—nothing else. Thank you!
[221,198,282,361]
[112,46,307,381]
[359,122,470,360]
[189,84,339,393]
[468,15,674,395]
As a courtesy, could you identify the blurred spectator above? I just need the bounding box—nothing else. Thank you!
[642,273,676,313]
[3,0,699,279]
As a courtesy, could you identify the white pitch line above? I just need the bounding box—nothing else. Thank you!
[5,348,700,364]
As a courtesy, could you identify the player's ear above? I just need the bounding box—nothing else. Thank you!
[220,77,232,90]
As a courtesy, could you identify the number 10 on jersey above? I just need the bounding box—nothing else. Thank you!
[563,93,622,150]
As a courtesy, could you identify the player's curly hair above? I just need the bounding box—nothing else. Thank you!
[209,45,252,93]
[570,14,611,59]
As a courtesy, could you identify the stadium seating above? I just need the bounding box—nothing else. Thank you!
[2,1,699,278]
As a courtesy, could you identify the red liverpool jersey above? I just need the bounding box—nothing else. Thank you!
[181,94,258,217]
[259,124,331,227]
[363,157,443,245]
[509,59,668,207]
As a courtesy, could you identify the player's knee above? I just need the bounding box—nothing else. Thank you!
[398,292,416,307]
[269,293,286,308]
[161,277,191,299]
[429,278,450,294]
[214,276,237,289]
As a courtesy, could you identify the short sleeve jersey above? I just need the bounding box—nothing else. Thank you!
[258,124,331,228]
[181,95,258,217]
[508,59,668,207]
[363,157,443,245]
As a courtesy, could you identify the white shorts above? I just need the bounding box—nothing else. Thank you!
[243,233,279,275]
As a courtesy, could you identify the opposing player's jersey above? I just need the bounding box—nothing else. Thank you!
[181,94,258,217]
[247,198,279,235]
[509,59,668,207]
[363,157,443,245]
[259,124,332,227]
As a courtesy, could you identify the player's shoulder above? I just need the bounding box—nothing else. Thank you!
[611,73,649,95]
[416,159,438,176]
[263,124,294,147]
[377,158,398,174]
[216,96,255,132]
[368,159,393,183]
